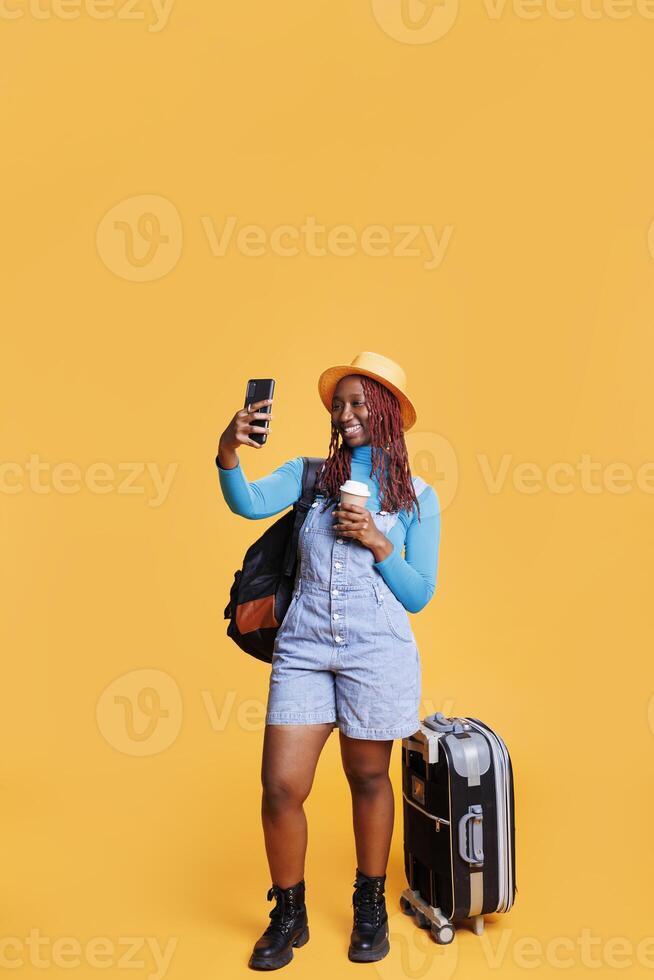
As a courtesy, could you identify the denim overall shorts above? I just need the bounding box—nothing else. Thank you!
[265,479,427,740]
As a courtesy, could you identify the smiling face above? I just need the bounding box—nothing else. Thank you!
[331,375,371,446]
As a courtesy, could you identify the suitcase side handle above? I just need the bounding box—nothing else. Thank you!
[458,804,484,866]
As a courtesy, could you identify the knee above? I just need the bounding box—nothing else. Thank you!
[261,774,308,814]
[343,765,389,797]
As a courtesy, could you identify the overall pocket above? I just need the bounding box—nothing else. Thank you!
[381,597,414,643]
[278,591,305,637]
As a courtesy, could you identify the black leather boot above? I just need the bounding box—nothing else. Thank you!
[348,868,390,962]
[248,879,309,970]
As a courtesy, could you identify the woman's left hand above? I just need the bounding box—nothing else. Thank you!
[332,503,393,562]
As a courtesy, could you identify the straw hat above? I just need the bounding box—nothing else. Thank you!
[318,351,417,431]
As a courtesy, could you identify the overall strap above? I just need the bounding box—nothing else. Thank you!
[380,476,428,529]
[412,475,429,497]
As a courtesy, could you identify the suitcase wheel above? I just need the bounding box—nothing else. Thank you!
[431,923,455,945]
[399,896,414,916]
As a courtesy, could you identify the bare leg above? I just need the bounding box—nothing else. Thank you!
[339,732,394,876]
[261,722,334,888]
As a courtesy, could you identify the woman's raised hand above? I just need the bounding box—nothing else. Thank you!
[218,398,274,467]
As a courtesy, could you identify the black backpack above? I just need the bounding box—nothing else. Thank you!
[223,457,325,663]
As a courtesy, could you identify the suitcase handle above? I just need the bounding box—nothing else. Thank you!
[458,805,484,866]
[424,711,471,734]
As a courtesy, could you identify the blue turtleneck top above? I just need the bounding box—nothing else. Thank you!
[216,444,440,613]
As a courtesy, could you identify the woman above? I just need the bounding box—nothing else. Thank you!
[216,351,441,969]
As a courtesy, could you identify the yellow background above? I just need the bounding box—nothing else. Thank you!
[2,1,653,977]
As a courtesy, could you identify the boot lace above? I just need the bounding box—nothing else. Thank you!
[353,878,385,929]
[262,885,302,937]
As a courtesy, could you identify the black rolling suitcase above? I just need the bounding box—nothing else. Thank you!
[400,712,516,944]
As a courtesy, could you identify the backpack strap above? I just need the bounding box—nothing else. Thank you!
[300,456,325,507]
[282,456,326,577]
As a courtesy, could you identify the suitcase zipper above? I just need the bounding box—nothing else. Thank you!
[401,791,450,829]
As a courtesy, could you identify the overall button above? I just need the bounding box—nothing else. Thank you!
[311,501,319,508]
[334,561,342,569]
[333,613,340,620]
[336,538,344,544]
[332,589,339,597]
[335,635,343,643]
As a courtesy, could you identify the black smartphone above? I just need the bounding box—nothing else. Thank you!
[244,378,275,445]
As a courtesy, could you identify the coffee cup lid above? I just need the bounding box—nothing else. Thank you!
[339,480,370,497]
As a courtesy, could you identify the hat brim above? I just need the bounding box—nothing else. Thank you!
[318,365,417,431]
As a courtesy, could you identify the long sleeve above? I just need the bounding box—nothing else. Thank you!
[216,454,304,519]
[373,486,441,614]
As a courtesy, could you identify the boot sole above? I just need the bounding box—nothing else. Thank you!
[348,936,390,963]
[248,925,310,970]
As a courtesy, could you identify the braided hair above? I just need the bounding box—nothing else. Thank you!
[316,375,421,520]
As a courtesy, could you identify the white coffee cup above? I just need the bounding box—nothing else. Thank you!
[339,479,371,508]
